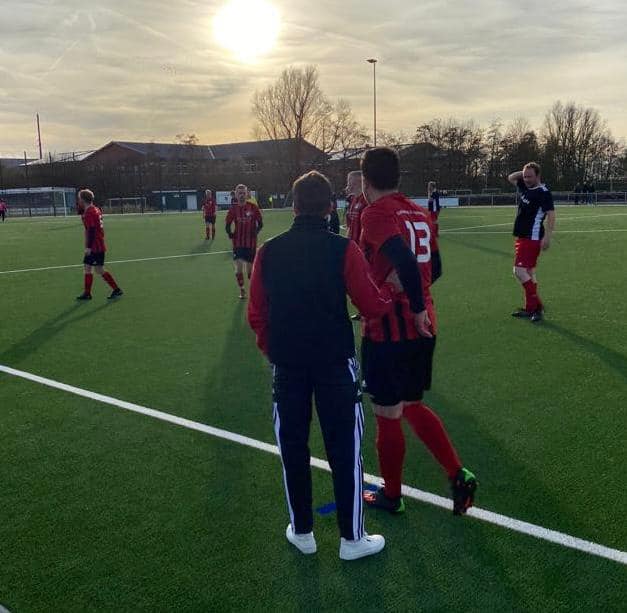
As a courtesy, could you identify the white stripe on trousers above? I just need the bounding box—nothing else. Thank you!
[272,401,295,529]
[349,357,365,540]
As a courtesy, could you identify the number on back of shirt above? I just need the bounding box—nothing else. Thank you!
[404,221,431,263]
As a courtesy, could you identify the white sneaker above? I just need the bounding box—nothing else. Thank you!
[339,533,385,560]
[285,524,317,554]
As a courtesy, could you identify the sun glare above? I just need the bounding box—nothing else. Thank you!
[213,0,280,63]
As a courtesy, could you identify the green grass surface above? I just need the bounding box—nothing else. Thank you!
[1,207,626,612]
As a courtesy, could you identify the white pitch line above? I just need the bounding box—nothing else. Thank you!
[442,212,627,233]
[442,229,627,235]
[1,363,625,566]
[0,250,231,276]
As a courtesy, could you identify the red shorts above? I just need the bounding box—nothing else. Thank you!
[514,238,541,269]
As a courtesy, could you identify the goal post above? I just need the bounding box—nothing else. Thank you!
[105,197,147,214]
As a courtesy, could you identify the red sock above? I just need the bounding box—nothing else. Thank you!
[375,415,405,498]
[84,273,93,295]
[522,279,539,312]
[403,402,461,478]
[236,272,244,288]
[102,272,119,290]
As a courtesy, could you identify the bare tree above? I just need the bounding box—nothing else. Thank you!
[541,101,614,187]
[252,65,328,143]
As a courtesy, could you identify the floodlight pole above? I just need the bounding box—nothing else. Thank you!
[367,58,377,146]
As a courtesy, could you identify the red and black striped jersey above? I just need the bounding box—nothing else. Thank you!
[360,193,438,342]
[82,205,106,253]
[225,202,263,249]
[201,198,216,217]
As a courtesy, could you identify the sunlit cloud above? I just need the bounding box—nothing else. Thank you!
[0,0,625,156]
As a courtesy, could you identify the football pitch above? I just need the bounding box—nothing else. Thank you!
[1,206,626,612]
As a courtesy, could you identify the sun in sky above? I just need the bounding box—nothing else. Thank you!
[213,0,280,63]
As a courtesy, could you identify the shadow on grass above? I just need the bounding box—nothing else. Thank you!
[442,233,513,259]
[541,321,627,383]
[189,240,216,254]
[0,301,114,366]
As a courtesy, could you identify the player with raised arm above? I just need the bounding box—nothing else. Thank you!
[75,189,123,301]
[507,162,556,323]
[225,184,263,299]
[359,147,477,516]
[201,189,217,240]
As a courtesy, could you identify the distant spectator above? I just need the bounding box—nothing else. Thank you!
[0,199,7,222]
[588,183,595,206]
[574,183,582,205]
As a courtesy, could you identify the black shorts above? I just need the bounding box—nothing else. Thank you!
[233,247,256,263]
[361,336,436,406]
[83,252,105,266]
[204,216,216,224]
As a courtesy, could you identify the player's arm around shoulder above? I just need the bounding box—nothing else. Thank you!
[343,239,393,319]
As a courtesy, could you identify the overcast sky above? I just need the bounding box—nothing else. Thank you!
[1,0,626,157]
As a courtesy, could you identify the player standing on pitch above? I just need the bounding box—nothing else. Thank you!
[507,162,555,323]
[76,189,123,301]
[201,189,217,240]
[427,181,441,236]
[225,183,263,299]
[359,147,477,516]
[0,198,7,222]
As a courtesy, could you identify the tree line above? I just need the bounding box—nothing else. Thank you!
[251,65,627,191]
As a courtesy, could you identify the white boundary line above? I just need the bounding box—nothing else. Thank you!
[1,363,625,566]
[0,251,231,275]
[441,212,627,233]
[443,229,627,235]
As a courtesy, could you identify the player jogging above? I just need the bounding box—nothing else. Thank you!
[359,147,477,516]
[507,162,555,323]
[226,183,263,299]
[76,189,123,301]
[201,189,217,240]
[427,181,441,236]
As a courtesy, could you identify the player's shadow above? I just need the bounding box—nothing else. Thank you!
[442,233,512,259]
[189,241,216,254]
[203,300,271,429]
[0,302,113,366]
[541,321,627,383]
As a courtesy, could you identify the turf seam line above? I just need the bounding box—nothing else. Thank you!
[1,363,626,567]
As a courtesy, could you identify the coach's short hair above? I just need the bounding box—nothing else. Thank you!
[523,162,541,176]
[293,171,332,216]
[361,147,400,190]
[78,189,94,204]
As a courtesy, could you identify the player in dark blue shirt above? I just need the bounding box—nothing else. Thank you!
[507,162,556,322]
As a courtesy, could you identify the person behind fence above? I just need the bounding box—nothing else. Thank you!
[247,170,395,560]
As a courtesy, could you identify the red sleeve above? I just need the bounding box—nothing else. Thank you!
[361,206,401,253]
[247,246,269,355]
[343,240,393,318]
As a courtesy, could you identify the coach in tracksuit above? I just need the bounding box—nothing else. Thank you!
[248,171,393,561]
